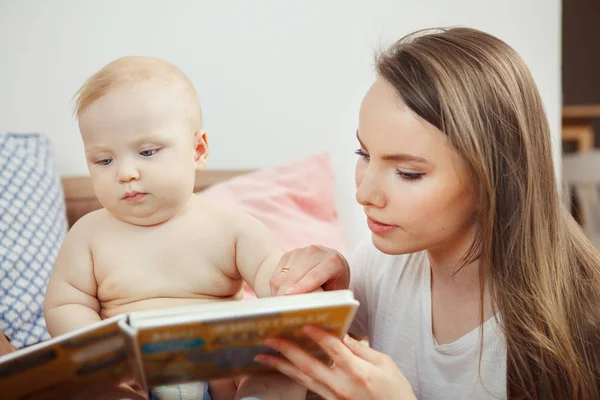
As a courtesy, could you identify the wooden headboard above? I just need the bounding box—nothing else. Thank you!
[60,170,251,228]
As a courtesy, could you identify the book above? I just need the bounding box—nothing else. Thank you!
[0,290,359,399]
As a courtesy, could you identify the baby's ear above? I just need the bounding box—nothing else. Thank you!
[194,131,209,170]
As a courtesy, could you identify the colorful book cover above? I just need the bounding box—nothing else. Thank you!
[0,316,131,399]
[137,304,356,387]
[0,290,359,399]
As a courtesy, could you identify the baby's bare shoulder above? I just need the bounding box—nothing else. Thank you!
[67,208,114,237]
[194,195,270,238]
[192,194,243,224]
[53,209,117,270]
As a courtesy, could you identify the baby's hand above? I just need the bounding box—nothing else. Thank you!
[269,245,350,296]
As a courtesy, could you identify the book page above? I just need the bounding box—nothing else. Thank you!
[0,316,133,399]
[129,290,358,328]
[118,317,147,391]
[134,301,357,387]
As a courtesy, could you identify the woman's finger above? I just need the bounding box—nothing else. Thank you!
[263,337,335,380]
[343,335,387,365]
[269,245,349,296]
[285,258,341,295]
[272,251,316,296]
[254,354,338,400]
[303,326,361,371]
[275,266,311,296]
[269,252,293,293]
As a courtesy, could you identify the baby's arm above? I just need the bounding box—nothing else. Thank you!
[43,219,101,336]
[233,213,283,298]
[229,213,307,400]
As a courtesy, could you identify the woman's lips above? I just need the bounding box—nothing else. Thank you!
[366,216,398,235]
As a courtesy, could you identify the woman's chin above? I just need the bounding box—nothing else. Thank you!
[371,233,420,256]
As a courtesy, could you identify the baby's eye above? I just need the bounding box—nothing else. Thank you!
[96,159,112,166]
[140,149,159,157]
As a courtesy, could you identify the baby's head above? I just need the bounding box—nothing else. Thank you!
[75,56,208,226]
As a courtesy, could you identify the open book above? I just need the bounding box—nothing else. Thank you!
[0,290,358,399]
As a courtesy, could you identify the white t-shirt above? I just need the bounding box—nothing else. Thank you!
[349,238,507,400]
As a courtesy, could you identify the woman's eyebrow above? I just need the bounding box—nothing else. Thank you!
[356,130,428,163]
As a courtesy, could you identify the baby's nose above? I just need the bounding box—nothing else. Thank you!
[117,161,140,183]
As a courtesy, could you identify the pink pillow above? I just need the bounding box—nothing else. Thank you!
[202,153,346,298]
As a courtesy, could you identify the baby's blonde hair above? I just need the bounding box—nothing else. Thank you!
[74,56,202,128]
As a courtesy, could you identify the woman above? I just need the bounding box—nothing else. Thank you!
[263,27,600,399]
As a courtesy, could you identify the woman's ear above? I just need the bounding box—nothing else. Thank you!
[194,131,209,170]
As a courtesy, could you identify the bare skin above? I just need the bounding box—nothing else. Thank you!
[44,195,283,332]
[43,57,306,400]
[0,330,15,355]
[257,78,494,399]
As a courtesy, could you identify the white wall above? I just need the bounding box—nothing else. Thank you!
[0,1,562,250]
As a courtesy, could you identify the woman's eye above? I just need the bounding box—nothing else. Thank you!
[354,148,423,181]
[96,159,112,166]
[354,149,370,161]
[140,149,159,157]
[397,171,424,181]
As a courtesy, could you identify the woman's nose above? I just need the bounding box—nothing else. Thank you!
[355,166,386,208]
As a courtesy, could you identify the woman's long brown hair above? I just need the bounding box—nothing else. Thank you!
[376,27,600,399]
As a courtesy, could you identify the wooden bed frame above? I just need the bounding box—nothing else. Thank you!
[60,170,251,228]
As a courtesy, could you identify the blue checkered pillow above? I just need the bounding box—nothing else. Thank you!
[0,133,67,348]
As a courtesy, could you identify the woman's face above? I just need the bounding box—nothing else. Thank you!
[355,78,478,256]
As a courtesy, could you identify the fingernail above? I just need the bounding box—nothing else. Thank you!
[264,339,278,348]
[303,325,317,335]
[254,355,266,363]
[284,287,295,295]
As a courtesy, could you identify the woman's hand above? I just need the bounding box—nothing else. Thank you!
[270,245,351,296]
[255,326,416,400]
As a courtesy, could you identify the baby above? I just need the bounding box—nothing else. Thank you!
[43,57,306,400]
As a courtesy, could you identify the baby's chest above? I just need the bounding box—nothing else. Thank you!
[91,228,238,296]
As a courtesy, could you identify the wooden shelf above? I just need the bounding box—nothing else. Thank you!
[562,125,594,152]
[562,104,600,152]
[563,104,600,119]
